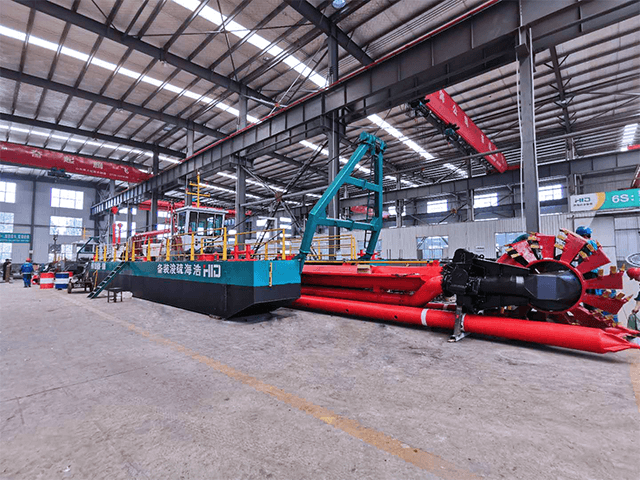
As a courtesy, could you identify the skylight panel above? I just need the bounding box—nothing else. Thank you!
[0,25,25,41]
[28,35,60,53]
[0,24,259,125]
[90,58,116,70]
[620,123,639,151]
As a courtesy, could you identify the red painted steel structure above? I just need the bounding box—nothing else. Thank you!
[0,141,152,183]
[423,89,508,172]
[297,229,639,353]
[292,296,639,354]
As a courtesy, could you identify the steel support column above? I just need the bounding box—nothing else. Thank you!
[518,28,540,232]
[327,26,340,252]
[29,178,36,255]
[184,127,195,207]
[109,180,116,244]
[395,175,403,228]
[150,152,159,231]
[126,203,133,239]
[235,90,248,235]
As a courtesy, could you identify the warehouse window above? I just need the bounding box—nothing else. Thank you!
[388,205,406,217]
[495,232,522,256]
[115,221,136,239]
[427,199,448,213]
[417,236,449,260]
[51,188,83,210]
[539,184,563,202]
[0,212,14,262]
[0,182,16,203]
[48,244,75,262]
[474,192,498,209]
[50,216,83,236]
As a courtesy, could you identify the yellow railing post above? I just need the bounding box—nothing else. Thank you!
[282,228,286,260]
[265,241,269,260]
[94,247,98,261]
[102,245,107,262]
[190,233,195,261]
[125,241,129,262]
[223,228,228,261]
[113,243,117,261]
[146,238,151,261]
[351,236,356,260]
[166,237,171,261]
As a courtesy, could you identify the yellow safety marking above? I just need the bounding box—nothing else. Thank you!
[630,350,640,414]
[61,295,480,479]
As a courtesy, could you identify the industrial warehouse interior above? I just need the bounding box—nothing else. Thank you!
[1,0,639,478]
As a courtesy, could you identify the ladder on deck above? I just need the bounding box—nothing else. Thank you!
[88,261,127,299]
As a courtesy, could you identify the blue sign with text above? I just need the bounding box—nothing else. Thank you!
[0,233,31,243]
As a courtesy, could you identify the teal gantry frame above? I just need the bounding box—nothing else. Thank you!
[298,131,386,265]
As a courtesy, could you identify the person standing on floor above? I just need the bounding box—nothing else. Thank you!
[2,258,11,283]
[20,258,34,288]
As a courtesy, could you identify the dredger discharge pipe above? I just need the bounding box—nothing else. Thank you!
[292,296,640,354]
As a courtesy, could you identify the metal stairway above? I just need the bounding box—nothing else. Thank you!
[88,261,127,299]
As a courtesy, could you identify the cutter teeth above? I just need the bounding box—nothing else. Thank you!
[597,268,604,277]
[609,265,617,274]
[586,242,596,253]
[554,243,564,251]
[578,251,589,260]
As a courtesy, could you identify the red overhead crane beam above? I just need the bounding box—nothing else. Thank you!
[423,90,508,172]
[0,141,152,183]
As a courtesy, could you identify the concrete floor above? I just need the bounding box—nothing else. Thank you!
[1,281,638,480]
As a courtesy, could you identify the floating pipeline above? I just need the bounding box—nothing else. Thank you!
[291,295,640,354]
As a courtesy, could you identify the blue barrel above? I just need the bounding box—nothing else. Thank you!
[54,272,69,290]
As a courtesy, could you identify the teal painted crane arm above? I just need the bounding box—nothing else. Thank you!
[297,131,386,266]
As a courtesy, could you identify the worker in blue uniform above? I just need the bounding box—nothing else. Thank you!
[576,226,597,251]
[20,258,34,288]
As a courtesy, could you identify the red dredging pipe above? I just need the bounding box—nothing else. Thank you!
[291,296,640,354]
[301,274,442,307]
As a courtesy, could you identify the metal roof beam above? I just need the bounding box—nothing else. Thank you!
[1,113,185,159]
[0,68,225,141]
[13,0,272,105]
[91,0,639,215]
[284,0,373,66]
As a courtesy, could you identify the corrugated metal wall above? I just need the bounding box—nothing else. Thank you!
[357,210,639,264]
